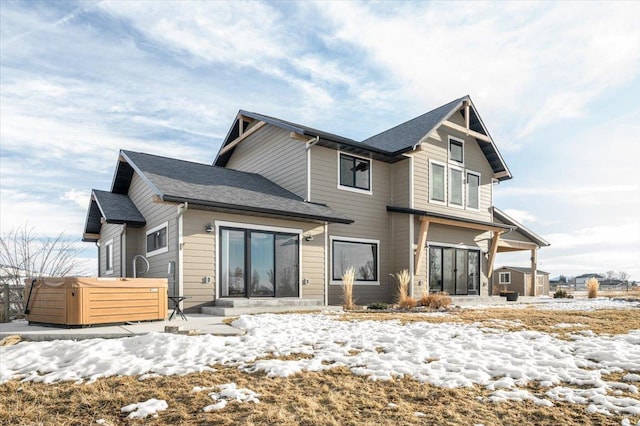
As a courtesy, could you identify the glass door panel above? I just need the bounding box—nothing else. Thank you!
[443,248,456,294]
[455,249,467,295]
[275,234,299,297]
[429,247,442,292]
[221,229,245,297]
[468,251,480,295]
[249,232,275,297]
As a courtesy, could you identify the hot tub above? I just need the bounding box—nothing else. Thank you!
[24,277,168,326]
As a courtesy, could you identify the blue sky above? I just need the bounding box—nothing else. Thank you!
[1,0,639,280]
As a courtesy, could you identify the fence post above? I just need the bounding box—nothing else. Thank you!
[3,284,9,322]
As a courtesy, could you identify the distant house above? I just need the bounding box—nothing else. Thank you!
[492,266,550,296]
[83,96,549,313]
[574,273,604,290]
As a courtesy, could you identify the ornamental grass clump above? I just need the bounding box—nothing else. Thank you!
[342,267,355,310]
[392,269,417,309]
[421,292,452,310]
[587,277,599,299]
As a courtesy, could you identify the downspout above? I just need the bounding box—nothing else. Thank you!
[119,224,127,277]
[305,136,320,202]
[324,222,329,306]
[95,241,101,276]
[176,203,188,301]
[408,155,415,297]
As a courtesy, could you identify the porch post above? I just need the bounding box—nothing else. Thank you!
[487,231,502,278]
[530,247,538,296]
[414,218,430,275]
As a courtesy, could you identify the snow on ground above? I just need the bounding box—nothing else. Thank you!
[2,299,640,419]
[120,398,168,419]
[193,382,260,412]
[460,297,640,311]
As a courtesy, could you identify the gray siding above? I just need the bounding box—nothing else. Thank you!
[99,224,123,277]
[226,124,307,199]
[412,111,494,222]
[127,173,178,292]
[181,209,326,311]
[310,146,393,305]
[391,158,411,208]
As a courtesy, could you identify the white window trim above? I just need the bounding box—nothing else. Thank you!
[330,236,380,286]
[428,159,447,206]
[448,164,464,209]
[466,169,481,211]
[336,151,373,195]
[146,221,169,257]
[214,220,303,300]
[105,238,114,275]
[499,272,511,284]
[448,136,465,165]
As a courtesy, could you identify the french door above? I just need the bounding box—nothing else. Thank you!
[220,227,299,297]
[429,245,480,295]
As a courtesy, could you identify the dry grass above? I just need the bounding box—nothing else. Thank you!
[339,306,640,336]
[0,365,631,426]
[419,292,452,310]
[391,269,417,309]
[587,278,600,298]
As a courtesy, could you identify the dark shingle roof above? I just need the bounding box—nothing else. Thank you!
[215,96,512,180]
[361,97,465,153]
[83,190,146,240]
[121,150,353,224]
[498,266,550,275]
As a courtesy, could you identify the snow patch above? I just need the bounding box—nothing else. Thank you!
[120,398,167,419]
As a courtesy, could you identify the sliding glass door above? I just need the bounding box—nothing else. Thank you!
[220,227,299,298]
[428,245,480,295]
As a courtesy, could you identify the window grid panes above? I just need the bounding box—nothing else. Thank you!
[147,227,167,253]
[339,154,370,191]
[430,163,445,202]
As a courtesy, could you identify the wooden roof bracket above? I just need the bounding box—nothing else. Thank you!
[487,230,504,278]
[414,218,430,274]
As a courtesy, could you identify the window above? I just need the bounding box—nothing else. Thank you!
[105,239,114,274]
[429,160,446,204]
[499,272,511,284]
[146,222,168,256]
[449,137,464,164]
[449,166,464,207]
[220,226,300,297]
[466,171,480,210]
[331,238,379,283]
[338,152,371,192]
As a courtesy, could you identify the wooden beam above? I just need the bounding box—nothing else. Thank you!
[497,239,538,251]
[238,117,244,136]
[442,120,492,143]
[290,132,316,143]
[83,233,100,240]
[464,101,470,135]
[494,171,510,179]
[219,121,266,155]
[487,231,503,278]
[414,218,430,274]
[419,215,509,234]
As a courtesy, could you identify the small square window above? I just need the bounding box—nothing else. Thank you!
[339,153,371,192]
[449,138,464,164]
[499,272,511,284]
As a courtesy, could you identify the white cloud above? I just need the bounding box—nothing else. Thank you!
[502,209,537,224]
[61,189,90,210]
[543,221,639,250]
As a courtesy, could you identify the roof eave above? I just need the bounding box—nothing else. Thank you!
[162,195,354,225]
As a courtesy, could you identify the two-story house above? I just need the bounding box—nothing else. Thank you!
[83,95,549,313]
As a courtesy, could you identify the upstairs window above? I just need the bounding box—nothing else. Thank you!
[146,222,168,256]
[466,171,480,210]
[449,167,464,207]
[449,137,464,164]
[339,153,371,192]
[429,160,446,204]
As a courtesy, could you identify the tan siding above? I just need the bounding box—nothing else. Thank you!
[391,213,411,299]
[412,111,494,222]
[310,146,393,305]
[182,210,326,311]
[125,228,140,277]
[226,125,307,199]
[391,159,411,207]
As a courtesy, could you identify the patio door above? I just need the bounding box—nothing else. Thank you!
[220,227,299,298]
[429,245,480,295]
